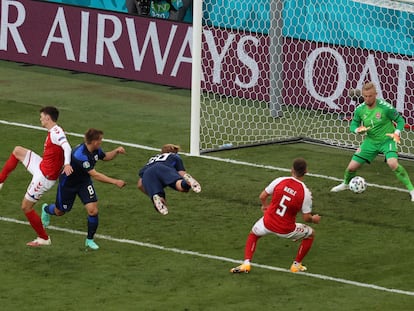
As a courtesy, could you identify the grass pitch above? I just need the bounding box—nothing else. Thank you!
[0,60,414,310]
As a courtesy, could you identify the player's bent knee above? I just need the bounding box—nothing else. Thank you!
[13,146,28,159]
[55,209,65,216]
[87,210,98,216]
[304,225,315,238]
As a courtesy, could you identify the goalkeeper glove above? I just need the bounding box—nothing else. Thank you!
[386,131,401,144]
[355,126,370,134]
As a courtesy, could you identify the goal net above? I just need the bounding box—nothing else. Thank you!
[193,0,414,156]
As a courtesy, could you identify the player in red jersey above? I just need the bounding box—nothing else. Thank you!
[230,158,321,274]
[0,106,73,247]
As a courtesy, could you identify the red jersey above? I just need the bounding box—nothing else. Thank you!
[39,125,70,180]
[263,176,312,234]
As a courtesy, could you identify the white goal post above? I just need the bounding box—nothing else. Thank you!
[190,0,414,157]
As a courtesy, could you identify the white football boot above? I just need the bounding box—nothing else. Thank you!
[330,183,348,192]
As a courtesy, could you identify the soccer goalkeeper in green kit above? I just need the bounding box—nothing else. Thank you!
[331,82,414,201]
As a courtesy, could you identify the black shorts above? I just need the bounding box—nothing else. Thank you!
[55,179,97,213]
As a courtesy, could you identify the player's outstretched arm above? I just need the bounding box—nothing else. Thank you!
[104,147,126,161]
[89,169,126,188]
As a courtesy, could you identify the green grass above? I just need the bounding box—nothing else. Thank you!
[0,60,414,310]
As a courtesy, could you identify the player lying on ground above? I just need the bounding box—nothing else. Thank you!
[137,144,201,215]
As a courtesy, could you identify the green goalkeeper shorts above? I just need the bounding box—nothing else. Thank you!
[352,137,398,164]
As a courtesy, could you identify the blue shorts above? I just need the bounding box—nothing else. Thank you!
[55,178,98,213]
[141,164,181,197]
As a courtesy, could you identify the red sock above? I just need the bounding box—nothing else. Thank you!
[295,237,314,263]
[244,232,260,261]
[0,154,19,183]
[25,209,48,240]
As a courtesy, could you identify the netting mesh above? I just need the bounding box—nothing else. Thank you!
[199,0,414,155]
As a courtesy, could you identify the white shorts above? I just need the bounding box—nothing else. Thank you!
[251,217,313,241]
[23,151,56,202]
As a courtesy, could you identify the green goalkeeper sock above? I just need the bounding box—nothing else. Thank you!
[344,169,357,184]
[394,164,414,191]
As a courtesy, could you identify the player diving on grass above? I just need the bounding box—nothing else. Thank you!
[331,82,414,201]
[137,144,201,215]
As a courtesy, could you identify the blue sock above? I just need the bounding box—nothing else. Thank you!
[87,215,99,240]
[45,204,56,215]
[181,179,191,191]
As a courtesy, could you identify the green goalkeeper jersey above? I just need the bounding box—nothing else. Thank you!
[350,99,405,141]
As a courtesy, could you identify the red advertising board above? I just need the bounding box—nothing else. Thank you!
[1,0,413,123]
[0,0,193,87]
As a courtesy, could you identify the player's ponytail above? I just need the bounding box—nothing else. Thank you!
[161,144,180,153]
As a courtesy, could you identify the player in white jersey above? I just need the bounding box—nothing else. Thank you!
[0,106,73,247]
